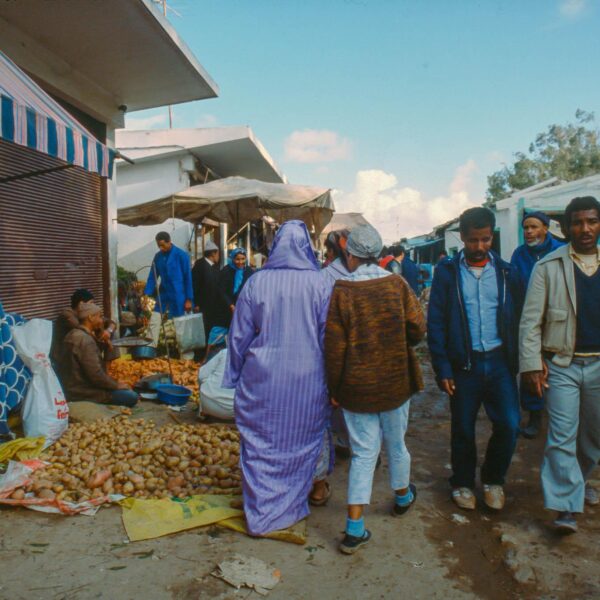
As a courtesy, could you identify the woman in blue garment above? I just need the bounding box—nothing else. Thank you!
[510,211,564,439]
[212,248,253,334]
[144,231,193,318]
[223,221,333,535]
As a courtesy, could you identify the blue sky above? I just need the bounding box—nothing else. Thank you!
[128,0,600,241]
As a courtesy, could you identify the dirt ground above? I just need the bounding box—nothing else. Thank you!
[1,360,600,600]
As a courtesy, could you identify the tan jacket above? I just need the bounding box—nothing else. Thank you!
[62,327,119,403]
[519,245,578,371]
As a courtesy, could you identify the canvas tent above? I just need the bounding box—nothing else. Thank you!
[320,212,369,237]
[117,176,334,234]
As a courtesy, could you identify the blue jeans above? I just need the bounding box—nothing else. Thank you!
[343,402,411,505]
[450,350,520,488]
[110,389,139,407]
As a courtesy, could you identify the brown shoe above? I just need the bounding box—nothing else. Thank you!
[483,484,505,510]
[452,487,476,510]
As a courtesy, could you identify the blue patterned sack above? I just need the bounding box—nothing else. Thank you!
[0,301,32,436]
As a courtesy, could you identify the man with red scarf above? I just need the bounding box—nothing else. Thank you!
[427,207,522,512]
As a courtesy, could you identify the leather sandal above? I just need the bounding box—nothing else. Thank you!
[309,481,332,507]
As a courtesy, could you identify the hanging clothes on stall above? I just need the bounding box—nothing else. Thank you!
[223,221,332,535]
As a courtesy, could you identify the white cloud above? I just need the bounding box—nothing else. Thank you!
[450,159,477,194]
[560,0,587,17]
[125,113,168,130]
[333,161,480,243]
[284,129,352,163]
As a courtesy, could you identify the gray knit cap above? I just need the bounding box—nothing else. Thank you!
[204,240,218,252]
[346,224,383,259]
[77,302,102,321]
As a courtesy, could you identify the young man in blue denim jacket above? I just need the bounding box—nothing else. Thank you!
[427,207,521,511]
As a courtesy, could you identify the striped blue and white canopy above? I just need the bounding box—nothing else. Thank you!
[0,50,115,179]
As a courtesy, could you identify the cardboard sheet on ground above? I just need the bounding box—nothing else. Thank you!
[120,494,243,542]
[212,553,281,596]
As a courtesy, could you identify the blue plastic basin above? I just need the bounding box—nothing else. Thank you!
[156,384,192,406]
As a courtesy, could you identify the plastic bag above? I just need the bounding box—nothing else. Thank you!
[173,313,205,352]
[0,436,45,462]
[12,319,68,447]
[219,516,308,545]
[120,493,243,541]
[0,459,114,515]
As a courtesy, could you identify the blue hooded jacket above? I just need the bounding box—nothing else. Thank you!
[427,250,522,381]
[401,255,420,295]
[510,233,564,303]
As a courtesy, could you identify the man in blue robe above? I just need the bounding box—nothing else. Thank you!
[144,231,193,318]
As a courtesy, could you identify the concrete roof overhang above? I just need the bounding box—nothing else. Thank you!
[117,127,285,184]
[0,0,218,127]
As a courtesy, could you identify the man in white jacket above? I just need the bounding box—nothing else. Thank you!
[520,196,600,534]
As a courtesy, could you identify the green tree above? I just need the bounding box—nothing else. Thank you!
[117,265,137,287]
[486,110,600,205]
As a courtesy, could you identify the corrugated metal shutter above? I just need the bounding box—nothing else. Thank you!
[0,138,104,319]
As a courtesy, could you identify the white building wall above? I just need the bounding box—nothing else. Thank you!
[494,174,600,259]
[116,155,195,258]
[495,204,520,260]
[117,156,193,208]
[106,126,120,321]
[445,230,462,255]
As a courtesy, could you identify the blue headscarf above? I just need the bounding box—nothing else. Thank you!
[228,248,247,295]
[263,220,319,271]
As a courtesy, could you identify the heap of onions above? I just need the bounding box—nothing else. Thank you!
[10,417,241,502]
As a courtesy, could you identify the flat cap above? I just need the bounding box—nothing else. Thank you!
[346,224,383,259]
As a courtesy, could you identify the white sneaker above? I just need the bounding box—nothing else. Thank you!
[585,484,599,506]
[452,487,476,510]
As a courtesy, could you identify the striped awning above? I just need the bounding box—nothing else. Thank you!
[0,50,115,179]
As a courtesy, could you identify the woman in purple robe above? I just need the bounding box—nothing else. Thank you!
[223,220,332,535]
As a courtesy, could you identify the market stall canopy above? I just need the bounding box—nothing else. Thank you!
[0,51,115,178]
[117,177,335,234]
[320,212,370,238]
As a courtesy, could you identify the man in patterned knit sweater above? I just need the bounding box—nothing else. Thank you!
[325,224,426,555]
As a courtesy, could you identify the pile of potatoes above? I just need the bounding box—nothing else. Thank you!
[9,417,241,503]
[108,358,199,401]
